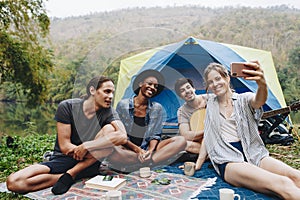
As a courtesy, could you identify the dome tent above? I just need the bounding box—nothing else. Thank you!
[114,36,286,126]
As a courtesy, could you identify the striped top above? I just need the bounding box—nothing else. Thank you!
[204,92,269,175]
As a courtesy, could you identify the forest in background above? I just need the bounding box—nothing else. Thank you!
[1,5,299,123]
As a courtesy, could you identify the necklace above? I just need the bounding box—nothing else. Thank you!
[220,98,233,118]
[223,100,232,107]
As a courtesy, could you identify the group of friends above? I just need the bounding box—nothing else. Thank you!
[6,61,300,199]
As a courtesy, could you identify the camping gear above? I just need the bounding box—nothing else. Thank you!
[114,36,287,127]
[259,100,300,145]
[259,117,294,146]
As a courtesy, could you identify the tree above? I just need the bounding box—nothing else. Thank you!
[277,45,300,123]
[279,45,300,104]
[0,0,53,105]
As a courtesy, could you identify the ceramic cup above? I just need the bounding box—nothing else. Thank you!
[139,167,151,178]
[219,188,240,200]
[105,190,122,200]
[183,161,196,176]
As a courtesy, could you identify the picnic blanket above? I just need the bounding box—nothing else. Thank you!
[0,161,279,199]
[168,162,279,199]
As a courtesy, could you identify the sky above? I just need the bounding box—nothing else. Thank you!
[45,0,300,18]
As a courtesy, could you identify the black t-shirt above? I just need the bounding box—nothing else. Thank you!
[53,98,119,154]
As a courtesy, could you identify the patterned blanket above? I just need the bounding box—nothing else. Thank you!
[166,162,279,199]
[0,162,279,199]
[0,166,215,200]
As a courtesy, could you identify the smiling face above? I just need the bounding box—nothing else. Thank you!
[93,80,115,108]
[139,76,159,98]
[206,69,230,97]
[178,82,196,102]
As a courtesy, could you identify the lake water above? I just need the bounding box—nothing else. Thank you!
[0,102,58,136]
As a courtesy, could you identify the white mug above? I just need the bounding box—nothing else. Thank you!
[105,190,122,200]
[219,188,240,200]
[184,162,196,176]
[139,167,151,178]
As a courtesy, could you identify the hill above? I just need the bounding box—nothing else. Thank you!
[49,5,300,70]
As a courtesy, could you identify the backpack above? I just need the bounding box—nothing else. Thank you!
[258,116,294,146]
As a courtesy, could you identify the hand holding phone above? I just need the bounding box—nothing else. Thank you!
[230,62,255,77]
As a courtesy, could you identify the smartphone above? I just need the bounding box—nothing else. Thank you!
[230,62,254,77]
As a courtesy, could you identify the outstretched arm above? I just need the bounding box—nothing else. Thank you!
[243,61,268,109]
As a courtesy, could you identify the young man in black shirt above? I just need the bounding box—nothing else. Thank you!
[7,76,127,195]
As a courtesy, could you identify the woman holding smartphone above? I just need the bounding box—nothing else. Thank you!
[195,61,300,199]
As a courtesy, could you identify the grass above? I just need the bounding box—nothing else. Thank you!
[267,124,300,169]
[0,134,55,200]
[0,125,299,199]
[268,141,300,169]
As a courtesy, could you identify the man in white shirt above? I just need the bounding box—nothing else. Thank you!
[174,78,206,158]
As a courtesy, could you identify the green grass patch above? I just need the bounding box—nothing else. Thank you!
[0,134,56,182]
[0,134,55,199]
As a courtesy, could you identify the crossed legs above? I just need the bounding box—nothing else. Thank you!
[51,124,118,194]
[6,124,119,194]
[109,135,187,169]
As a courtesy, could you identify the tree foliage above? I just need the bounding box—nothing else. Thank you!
[277,45,300,123]
[278,45,300,103]
[48,58,84,102]
[0,0,53,105]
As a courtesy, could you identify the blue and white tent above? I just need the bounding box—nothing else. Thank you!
[114,37,286,125]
